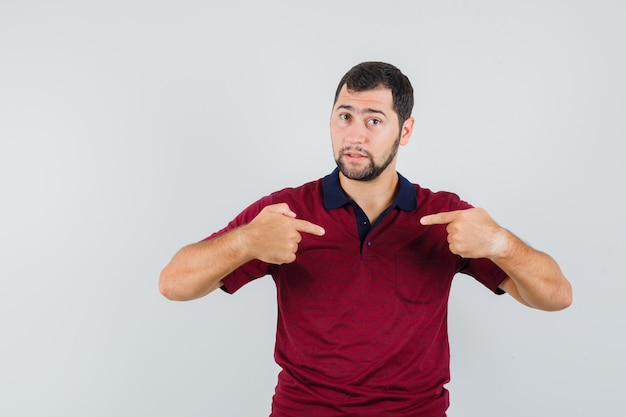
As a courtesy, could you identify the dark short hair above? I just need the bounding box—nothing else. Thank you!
[333,61,414,127]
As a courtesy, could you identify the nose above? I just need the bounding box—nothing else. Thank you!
[344,122,367,145]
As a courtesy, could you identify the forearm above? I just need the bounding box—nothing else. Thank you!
[491,230,572,311]
[159,227,254,301]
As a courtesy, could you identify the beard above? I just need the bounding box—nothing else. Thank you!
[335,135,401,182]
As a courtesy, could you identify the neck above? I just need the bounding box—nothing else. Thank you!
[339,167,399,223]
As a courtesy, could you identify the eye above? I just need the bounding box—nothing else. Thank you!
[368,118,381,126]
[339,113,350,121]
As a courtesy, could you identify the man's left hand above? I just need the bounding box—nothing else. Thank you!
[420,208,510,260]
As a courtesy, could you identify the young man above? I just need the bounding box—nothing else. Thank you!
[160,62,572,417]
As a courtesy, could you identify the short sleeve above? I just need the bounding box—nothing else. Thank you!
[202,195,275,294]
[459,258,508,294]
[421,190,508,294]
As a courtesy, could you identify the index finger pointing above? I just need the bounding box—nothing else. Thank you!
[420,210,461,226]
[293,219,326,236]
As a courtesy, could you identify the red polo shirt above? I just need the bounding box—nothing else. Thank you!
[210,169,507,417]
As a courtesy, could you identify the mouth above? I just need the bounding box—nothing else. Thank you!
[341,148,369,161]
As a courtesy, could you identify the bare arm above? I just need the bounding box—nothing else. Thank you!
[159,227,254,301]
[421,208,572,311]
[488,230,571,311]
[159,203,325,301]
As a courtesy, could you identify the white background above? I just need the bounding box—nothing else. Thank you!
[1,1,624,416]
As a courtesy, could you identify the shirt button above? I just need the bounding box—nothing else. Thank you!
[366,241,372,247]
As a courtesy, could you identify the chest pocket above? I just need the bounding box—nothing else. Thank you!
[395,252,454,304]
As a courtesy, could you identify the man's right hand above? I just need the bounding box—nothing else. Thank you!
[159,203,325,301]
[242,203,325,265]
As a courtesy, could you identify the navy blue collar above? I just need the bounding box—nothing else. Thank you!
[322,167,418,211]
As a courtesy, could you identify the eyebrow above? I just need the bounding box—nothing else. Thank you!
[335,104,387,118]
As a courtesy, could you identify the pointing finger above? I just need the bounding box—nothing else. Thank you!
[420,210,462,226]
[293,219,326,236]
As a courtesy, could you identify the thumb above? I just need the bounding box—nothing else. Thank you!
[268,202,297,218]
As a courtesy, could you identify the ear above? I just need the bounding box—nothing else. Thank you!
[399,117,414,146]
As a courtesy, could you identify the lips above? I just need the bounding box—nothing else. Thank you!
[345,151,366,158]
[341,147,369,159]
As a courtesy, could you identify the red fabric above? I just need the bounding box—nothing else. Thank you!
[208,176,507,417]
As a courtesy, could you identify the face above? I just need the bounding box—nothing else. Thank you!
[330,85,413,182]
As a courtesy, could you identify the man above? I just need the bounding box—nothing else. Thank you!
[160,61,572,417]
